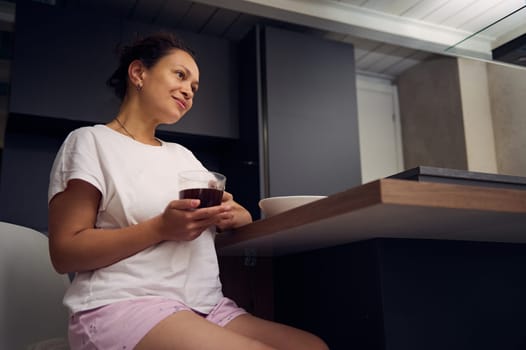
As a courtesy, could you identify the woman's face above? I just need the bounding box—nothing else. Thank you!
[140,49,199,125]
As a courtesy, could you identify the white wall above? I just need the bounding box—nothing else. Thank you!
[486,61,526,177]
[457,58,498,173]
[356,74,404,183]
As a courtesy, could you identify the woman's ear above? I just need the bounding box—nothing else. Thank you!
[128,59,145,90]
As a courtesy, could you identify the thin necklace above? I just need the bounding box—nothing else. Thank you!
[114,118,136,140]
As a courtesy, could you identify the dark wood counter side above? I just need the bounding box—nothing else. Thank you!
[217,178,526,256]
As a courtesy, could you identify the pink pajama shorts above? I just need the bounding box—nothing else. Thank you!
[68,296,247,350]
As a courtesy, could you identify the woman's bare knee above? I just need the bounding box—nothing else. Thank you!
[312,336,330,350]
[225,314,329,350]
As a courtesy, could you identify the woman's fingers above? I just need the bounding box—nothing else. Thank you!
[221,191,233,202]
[160,200,233,241]
[167,198,201,210]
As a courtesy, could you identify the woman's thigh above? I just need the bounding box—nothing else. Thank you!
[225,314,329,350]
[134,310,276,350]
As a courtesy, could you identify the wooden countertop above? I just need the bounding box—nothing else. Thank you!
[216,179,526,256]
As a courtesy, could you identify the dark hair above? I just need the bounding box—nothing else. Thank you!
[106,32,196,101]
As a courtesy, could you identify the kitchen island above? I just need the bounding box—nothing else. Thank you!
[217,176,526,350]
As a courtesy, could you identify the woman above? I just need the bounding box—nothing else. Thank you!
[48,32,328,350]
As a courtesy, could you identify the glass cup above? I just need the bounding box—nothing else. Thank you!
[178,170,226,208]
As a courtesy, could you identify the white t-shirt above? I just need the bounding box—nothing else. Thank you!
[48,125,223,314]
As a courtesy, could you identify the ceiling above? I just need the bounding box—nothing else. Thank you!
[3,0,526,80]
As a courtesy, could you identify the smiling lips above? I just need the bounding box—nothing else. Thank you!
[173,97,187,110]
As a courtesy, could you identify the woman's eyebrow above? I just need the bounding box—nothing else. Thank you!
[176,65,199,82]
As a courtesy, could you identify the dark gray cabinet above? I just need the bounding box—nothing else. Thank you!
[10,2,119,125]
[10,2,239,139]
[260,26,361,197]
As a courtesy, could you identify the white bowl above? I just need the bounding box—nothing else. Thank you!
[258,195,327,217]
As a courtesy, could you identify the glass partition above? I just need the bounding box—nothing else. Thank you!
[446,5,526,67]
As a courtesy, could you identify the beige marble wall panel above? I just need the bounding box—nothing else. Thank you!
[397,57,468,170]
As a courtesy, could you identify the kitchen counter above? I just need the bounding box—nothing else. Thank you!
[217,178,526,256]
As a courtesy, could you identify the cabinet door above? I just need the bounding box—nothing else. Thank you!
[10,2,239,139]
[262,26,361,196]
[10,2,120,124]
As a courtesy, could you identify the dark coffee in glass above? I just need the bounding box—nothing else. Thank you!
[178,170,226,208]
[179,188,223,208]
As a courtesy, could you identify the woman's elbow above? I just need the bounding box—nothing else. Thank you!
[49,250,72,274]
[48,239,76,274]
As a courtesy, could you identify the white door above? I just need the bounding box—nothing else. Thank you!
[356,75,404,183]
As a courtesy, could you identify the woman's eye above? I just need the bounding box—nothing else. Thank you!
[175,70,185,79]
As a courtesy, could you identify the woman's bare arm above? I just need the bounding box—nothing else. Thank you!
[48,179,234,274]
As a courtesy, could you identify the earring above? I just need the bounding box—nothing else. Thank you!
[136,83,143,91]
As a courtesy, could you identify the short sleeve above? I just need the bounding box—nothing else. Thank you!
[48,128,105,203]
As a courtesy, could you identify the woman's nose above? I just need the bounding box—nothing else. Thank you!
[181,85,193,99]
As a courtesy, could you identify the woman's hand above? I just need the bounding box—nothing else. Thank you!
[158,192,252,239]
[215,191,253,232]
[157,198,234,241]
